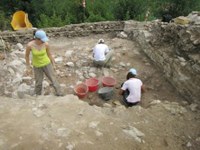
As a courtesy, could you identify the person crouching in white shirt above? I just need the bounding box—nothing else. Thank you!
[93,39,113,67]
[119,68,145,107]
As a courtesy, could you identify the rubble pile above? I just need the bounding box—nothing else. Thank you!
[124,12,200,103]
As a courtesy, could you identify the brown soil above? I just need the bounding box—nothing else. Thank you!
[0,33,199,150]
[49,33,183,108]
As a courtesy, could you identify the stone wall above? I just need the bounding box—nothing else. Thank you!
[124,20,200,103]
[0,21,124,44]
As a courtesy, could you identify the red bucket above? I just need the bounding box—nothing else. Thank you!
[85,78,99,92]
[74,83,88,99]
[102,76,116,87]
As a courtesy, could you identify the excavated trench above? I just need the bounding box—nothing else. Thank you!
[0,31,185,108]
[0,20,199,150]
[47,33,184,108]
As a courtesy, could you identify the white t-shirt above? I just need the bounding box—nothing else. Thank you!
[121,78,143,103]
[93,44,109,61]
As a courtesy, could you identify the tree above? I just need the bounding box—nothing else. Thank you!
[114,0,149,21]
[0,0,200,30]
[152,0,200,19]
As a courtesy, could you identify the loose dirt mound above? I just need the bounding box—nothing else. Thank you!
[0,95,199,150]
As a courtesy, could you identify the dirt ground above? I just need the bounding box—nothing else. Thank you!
[0,33,199,150]
[49,33,183,107]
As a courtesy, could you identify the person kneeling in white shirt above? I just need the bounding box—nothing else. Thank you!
[119,68,145,107]
[93,39,113,67]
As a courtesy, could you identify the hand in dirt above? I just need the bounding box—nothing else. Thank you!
[24,65,33,76]
[0,52,6,60]
[52,63,57,70]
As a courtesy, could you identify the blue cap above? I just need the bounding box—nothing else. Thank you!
[129,68,137,75]
[35,30,49,42]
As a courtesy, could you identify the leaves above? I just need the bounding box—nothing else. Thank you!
[0,0,200,30]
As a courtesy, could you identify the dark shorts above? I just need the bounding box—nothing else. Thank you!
[121,83,139,107]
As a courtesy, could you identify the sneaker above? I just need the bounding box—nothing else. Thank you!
[56,93,64,96]
[104,64,111,68]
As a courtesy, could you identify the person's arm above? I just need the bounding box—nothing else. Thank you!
[105,45,109,55]
[46,43,55,65]
[119,82,127,95]
[92,47,95,58]
[25,43,31,67]
[141,85,145,93]
[119,89,124,95]
[25,43,32,75]
[93,45,97,58]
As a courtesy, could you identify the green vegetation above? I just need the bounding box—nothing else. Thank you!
[0,0,200,30]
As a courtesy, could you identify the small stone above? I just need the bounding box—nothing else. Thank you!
[16,43,25,51]
[95,130,103,136]
[196,137,200,142]
[119,62,126,67]
[55,57,63,63]
[89,72,96,78]
[103,103,112,108]
[189,103,198,112]
[89,121,99,128]
[186,142,192,147]
[65,50,73,58]
[150,100,161,105]
[66,62,74,67]
[65,143,74,150]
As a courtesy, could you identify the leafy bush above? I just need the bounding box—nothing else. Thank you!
[113,0,149,21]
[37,12,65,28]
[152,0,200,19]
[0,12,11,31]
[0,0,200,30]
[86,13,106,22]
